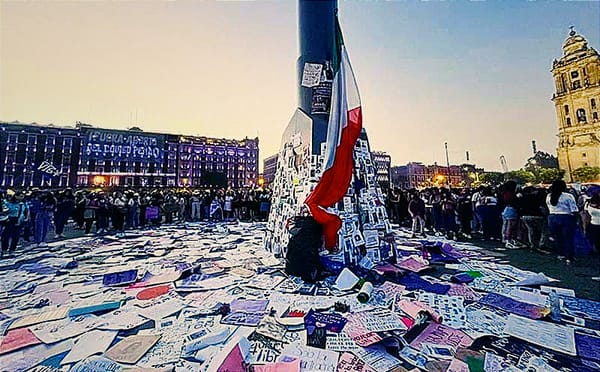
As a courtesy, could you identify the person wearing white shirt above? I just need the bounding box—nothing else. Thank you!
[546,180,578,264]
[584,192,600,281]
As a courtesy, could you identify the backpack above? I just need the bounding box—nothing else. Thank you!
[285,216,324,282]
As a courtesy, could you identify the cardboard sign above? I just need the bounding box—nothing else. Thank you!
[337,352,376,372]
[504,314,576,356]
[479,293,549,319]
[304,310,347,333]
[61,330,117,365]
[105,334,161,364]
[103,269,138,286]
[409,323,473,351]
[0,328,41,354]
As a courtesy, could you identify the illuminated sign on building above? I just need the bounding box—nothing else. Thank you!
[83,130,164,161]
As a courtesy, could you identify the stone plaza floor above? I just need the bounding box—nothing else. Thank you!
[0,222,599,371]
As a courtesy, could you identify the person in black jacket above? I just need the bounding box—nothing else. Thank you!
[457,188,473,239]
[408,192,426,238]
[54,189,75,239]
[520,186,550,252]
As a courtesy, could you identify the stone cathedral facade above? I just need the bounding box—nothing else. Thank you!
[551,28,600,181]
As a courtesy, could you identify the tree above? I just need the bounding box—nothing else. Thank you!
[572,166,600,182]
[505,170,536,184]
[535,168,565,184]
[479,172,504,185]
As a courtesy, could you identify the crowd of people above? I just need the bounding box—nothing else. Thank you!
[2,180,600,275]
[0,187,272,257]
[385,180,600,269]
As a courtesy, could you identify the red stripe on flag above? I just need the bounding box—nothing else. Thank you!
[305,106,362,250]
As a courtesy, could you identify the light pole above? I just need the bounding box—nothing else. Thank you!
[445,142,450,186]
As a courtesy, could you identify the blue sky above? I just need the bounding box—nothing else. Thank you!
[1,0,598,171]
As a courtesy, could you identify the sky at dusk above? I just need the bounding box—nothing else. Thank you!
[1,1,599,172]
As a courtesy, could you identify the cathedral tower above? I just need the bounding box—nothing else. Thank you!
[551,27,600,181]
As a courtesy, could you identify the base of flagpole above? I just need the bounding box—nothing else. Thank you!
[265,108,393,271]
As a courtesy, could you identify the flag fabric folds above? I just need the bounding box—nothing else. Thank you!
[305,18,363,251]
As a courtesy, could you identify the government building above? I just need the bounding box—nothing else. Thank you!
[552,28,600,181]
[0,121,258,189]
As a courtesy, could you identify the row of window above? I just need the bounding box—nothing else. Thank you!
[564,99,597,115]
[178,172,253,179]
[7,134,75,146]
[1,175,71,188]
[564,110,599,126]
[179,147,256,156]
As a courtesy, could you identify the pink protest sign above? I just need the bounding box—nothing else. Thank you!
[409,323,473,351]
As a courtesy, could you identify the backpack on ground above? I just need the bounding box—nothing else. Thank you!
[285,216,323,282]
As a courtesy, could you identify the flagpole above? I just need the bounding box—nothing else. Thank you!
[298,0,337,155]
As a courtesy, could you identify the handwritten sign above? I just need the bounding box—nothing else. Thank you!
[279,344,339,372]
[337,352,376,372]
[504,314,576,356]
[301,63,323,88]
[409,323,473,351]
[61,330,117,365]
[221,311,266,326]
[575,332,600,362]
[304,310,347,333]
[0,328,41,355]
[105,334,161,364]
[479,293,549,319]
[326,332,361,353]
[355,345,403,372]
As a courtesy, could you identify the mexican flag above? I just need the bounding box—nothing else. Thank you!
[305,17,362,251]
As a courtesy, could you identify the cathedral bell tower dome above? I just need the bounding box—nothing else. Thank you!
[563,27,589,56]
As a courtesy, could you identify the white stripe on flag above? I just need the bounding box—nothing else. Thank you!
[323,46,361,172]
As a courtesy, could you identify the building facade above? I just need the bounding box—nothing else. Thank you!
[370,151,391,190]
[262,154,278,186]
[77,125,177,187]
[0,121,258,188]
[551,28,600,181]
[0,122,81,188]
[174,136,259,188]
[391,162,482,189]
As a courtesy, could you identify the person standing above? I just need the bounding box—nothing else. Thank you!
[96,193,110,234]
[520,187,550,252]
[479,186,500,241]
[23,190,41,243]
[408,192,426,238]
[128,193,141,229]
[73,191,86,229]
[1,191,29,258]
[224,191,234,220]
[547,180,579,264]
[55,189,75,239]
[190,191,201,221]
[441,189,458,239]
[457,188,473,239]
[83,192,97,235]
[112,191,128,237]
[585,191,600,254]
[429,189,443,235]
[35,191,56,247]
[500,181,521,249]
[471,186,484,233]
[585,191,600,281]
